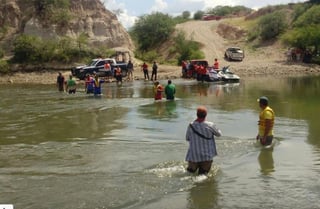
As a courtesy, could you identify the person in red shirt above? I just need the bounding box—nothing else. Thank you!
[153,81,163,100]
[141,62,150,80]
[213,58,219,70]
[104,62,112,80]
[114,66,122,84]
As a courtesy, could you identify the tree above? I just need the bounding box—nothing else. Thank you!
[12,35,42,63]
[293,5,320,27]
[259,11,288,40]
[193,10,204,20]
[282,25,320,52]
[182,11,191,19]
[130,12,175,51]
[174,31,204,64]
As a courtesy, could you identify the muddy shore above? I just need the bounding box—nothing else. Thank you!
[0,61,319,85]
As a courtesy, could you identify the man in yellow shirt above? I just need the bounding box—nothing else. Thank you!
[256,96,275,146]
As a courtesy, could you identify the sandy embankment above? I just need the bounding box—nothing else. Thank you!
[1,20,319,85]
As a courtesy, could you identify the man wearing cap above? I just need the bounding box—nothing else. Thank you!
[185,106,222,175]
[257,96,275,146]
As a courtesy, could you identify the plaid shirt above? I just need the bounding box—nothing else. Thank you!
[185,120,221,162]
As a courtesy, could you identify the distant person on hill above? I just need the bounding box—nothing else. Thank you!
[185,106,222,175]
[66,75,77,94]
[256,96,275,146]
[56,72,65,92]
[165,79,176,100]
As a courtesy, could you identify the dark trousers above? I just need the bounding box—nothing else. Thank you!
[187,161,213,175]
[151,70,157,80]
[143,69,149,80]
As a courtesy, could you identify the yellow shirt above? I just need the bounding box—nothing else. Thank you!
[258,106,275,136]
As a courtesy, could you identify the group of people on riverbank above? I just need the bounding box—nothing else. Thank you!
[181,58,220,79]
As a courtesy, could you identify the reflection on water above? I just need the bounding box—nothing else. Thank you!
[258,148,275,175]
[0,76,320,209]
[187,178,219,209]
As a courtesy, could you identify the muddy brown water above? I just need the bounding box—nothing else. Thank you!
[0,76,320,209]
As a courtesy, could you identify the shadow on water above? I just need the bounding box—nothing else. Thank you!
[137,100,178,120]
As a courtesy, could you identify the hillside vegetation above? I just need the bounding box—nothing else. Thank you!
[130,1,320,65]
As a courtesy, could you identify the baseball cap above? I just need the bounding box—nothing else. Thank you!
[257,96,269,105]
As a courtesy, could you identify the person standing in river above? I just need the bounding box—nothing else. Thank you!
[256,96,275,146]
[185,106,222,175]
[65,75,77,94]
[151,61,158,81]
[56,72,65,92]
[165,79,176,100]
[153,81,163,100]
[127,60,134,81]
[141,62,149,80]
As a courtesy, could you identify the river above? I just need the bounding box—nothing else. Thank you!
[0,76,320,209]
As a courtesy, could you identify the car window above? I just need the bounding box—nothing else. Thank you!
[97,61,105,66]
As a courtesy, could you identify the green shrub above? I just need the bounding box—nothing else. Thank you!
[0,59,9,73]
[259,11,288,40]
[0,48,4,58]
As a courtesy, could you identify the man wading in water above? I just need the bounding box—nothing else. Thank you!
[256,96,275,146]
[185,106,222,175]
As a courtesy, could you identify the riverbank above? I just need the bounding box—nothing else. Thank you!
[0,61,319,85]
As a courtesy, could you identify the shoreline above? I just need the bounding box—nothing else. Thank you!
[0,62,320,85]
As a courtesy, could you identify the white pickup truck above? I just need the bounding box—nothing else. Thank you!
[224,47,245,61]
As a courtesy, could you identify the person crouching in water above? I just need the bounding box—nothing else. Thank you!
[185,106,222,175]
[153,81,163,100]
[66,75,77,94]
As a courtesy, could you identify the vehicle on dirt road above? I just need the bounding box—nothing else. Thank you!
[71,58,128,80]
[202,14,222,21]
[224,47,245,61]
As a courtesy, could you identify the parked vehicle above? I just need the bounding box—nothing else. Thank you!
[224,47,245,61]
[202,14,222,21]
[71,58,128,80]
[187,59,209,78]
[218,66,240,82]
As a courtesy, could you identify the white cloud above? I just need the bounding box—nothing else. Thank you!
[102,0,136,29]
[118,10,138,29]
[102,0,308,30]
[150,0,169,12]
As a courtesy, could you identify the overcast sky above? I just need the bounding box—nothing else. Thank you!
[102,0,307,29]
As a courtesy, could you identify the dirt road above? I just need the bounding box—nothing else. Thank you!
[175,20,320,77]
[176,20,227,64]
